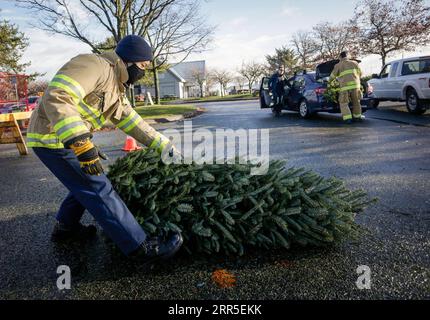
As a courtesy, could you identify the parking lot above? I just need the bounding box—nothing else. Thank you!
[0,101,429,299]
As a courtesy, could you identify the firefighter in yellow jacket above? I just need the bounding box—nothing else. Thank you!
[329,51,364,123]
[27,35,183,262]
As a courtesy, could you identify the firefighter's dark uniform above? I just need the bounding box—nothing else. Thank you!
[329,57,363,121]
[269,73,286,108]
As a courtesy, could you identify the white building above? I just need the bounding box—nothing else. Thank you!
[158,68,187,98]
[137,60,207,99]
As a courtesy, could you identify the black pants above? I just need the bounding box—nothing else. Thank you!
[273,92,284,108]
[32,147,147,255]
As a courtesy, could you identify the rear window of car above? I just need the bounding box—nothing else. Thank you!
[293,77,305,87]
[401,59,430,76]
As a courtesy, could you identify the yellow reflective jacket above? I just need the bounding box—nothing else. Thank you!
[329,57,362,92]
[27,51,168,152]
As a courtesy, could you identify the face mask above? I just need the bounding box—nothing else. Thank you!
[126,64,146,85]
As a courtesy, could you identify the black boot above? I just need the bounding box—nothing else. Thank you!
[130,232,183,263]
[51,222,97,243]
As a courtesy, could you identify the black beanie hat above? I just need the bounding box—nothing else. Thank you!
[115,35,153,63]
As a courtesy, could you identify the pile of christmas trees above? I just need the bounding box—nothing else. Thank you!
[108,149,375,256]
[323,79,367,104]
[324,79,341,104]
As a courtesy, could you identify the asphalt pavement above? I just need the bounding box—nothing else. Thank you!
[0,101,429,299]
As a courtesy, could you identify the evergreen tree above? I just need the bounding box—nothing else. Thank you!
[0,12,29,73]
[108,149,376,256]
[265,46,300,75]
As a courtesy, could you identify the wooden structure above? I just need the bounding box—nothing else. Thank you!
[0,111,32,155]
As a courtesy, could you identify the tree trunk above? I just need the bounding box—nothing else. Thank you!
[381,54,386,67]
[128,85,136,108]
[152,62,161,105]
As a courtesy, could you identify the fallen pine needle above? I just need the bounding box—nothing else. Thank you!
[211,269,236,288]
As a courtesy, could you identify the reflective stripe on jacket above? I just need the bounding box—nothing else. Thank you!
[28,51,165,149]
[329,58,362,92]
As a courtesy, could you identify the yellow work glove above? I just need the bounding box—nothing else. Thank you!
[149,134,182,161]
[70,137,104,176]
[149,134,173,154]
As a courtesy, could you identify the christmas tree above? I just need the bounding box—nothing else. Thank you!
[108,149,376,256]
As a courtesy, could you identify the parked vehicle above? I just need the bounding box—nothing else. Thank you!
[0,102,27,114]
[162,94,177,100]
[0,103,13,114]
[22,96,41,111]
[0,102,29,129]
[260,60,372,119]
[367,56,430,114]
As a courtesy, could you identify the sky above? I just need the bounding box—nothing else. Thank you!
[1,0,430,79]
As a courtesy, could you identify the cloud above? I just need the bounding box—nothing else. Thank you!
[21,29,90,79]
[360,47,430,75]
[280,5,300,16]
[229,17,248,27]
[189,30,286,72]
[3,16,32,22]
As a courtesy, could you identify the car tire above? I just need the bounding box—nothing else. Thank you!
[406,89,426,115]
[299,100,312,119]
[369,99,379,109]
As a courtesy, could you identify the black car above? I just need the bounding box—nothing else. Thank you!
[260,60,373,119]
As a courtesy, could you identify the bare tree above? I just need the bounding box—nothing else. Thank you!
[204,71,216,96]
[291,30,319,70]
[238,61,265,94]
[352,0,430,66]
[146,0,213,103]
[190,67,206,98]
[16,0,214,104]
[210,69,233,97]
[234,75,247,92]
[28,79,49,95]
[16,0,177,52]
[313,22,358,62]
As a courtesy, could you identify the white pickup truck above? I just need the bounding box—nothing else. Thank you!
[367,56,430,114]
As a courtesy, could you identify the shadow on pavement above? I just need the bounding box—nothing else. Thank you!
[0,192,428,299]
[0,210,348,299]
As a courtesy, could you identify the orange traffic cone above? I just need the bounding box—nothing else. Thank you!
[122,136,142,152]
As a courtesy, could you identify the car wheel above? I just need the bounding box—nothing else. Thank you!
[299,100,312,119]
[369,99,379,109]
[406,89,426,115]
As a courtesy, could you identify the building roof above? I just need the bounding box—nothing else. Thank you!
[167,68,186,82]
[170,60,206,83]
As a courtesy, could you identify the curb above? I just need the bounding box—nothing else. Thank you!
[100,107,206,130]
[166,97,258,105]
